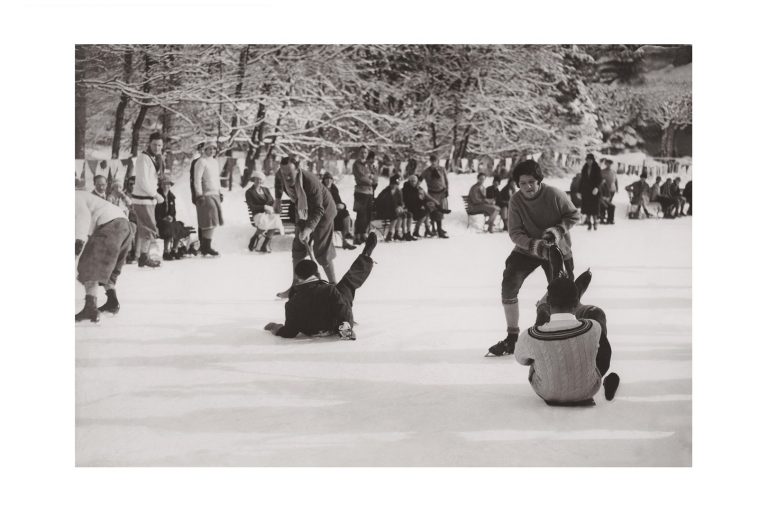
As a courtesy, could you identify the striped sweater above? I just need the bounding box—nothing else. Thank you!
[515,313,603,403]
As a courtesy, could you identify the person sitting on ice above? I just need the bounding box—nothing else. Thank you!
[514,272,620,406]
[467,172,501,233]
[75,190,135,323]
[264,233,378,340]
[374,175,407,241]
[246,171,283,253]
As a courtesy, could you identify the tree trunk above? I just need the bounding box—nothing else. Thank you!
[660,124,676,157]
[241,95,268,187]
[130,53,154,156]
[75,45,87,159]
[111,49,133,159]
[430,122,438,151]
[230,45,250,137]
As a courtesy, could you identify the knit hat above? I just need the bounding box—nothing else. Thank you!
[547,277,579,309]
[252,171,267,181]
[322,172,334,181]
[295,259,318,280]
[389,175,400,185]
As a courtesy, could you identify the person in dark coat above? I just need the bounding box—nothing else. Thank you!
[420,155,450,238]
[275,157,338,297]
[321,172,356,250]
[579,153,603,230]
[374,176,407,241]
[155,174,181,260]
[402,175,435,238]
[265,233,378,340]
[497,176,516,231]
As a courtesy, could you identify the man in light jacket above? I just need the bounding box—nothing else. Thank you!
[467,172,500,233]
[130,132,166,268]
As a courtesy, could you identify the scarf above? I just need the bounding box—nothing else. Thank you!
[282,170,309,221]
[144,150,165,175]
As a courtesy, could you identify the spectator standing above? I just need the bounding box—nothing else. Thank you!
[402,174,435,239]
[420,155,450,238]
[352,148,377,245]
[192,141,224,256]
[599,159,617,224]
[579,153,603,231]
[130,132,166,268]
[626,171,652,219]
[671,177,686,216]
[497,176,516,231]
[467,172,500,233]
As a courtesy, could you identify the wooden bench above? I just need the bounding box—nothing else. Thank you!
[625,190,663,219]
[245,198,296,235]
[369,211,391,239]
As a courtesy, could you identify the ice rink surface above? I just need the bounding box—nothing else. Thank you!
[75,172,691,466]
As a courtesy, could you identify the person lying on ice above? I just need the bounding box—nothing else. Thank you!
[264,233,378,340]
[514,272,621,405]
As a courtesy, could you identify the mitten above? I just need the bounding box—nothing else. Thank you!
[542,225,565,244]
[529,239,550,260]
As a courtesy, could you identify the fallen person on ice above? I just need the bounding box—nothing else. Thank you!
[264,232,378,340]
[514,270,621,406]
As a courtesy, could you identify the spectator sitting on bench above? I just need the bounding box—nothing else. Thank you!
[486,176,501,203]
[683,180,692,215]
[625,171,651,219]
[515,273,620,406]
[403,175,436,239]
[246,171,283,253]
[374,175,407,242]
[651,176,676,218]
[155,173,182,260]
[671,177,687,217]
[467,172,500,233]
[321,172,356,250]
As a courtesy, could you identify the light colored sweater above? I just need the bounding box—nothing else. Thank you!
[515,313,603,403]
[193,156,221,198]
[507,183,580,259]
[75,191,127,240]
[131,152,160,205]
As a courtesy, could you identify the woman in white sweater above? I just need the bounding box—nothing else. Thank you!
[193,141,224,256]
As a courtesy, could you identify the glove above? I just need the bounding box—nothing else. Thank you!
[542,226,564,244]
[75,239,85,256]
[264,322,283,333]
[529,239,550,260]
[299,227,312,242]
[155,193,165,204]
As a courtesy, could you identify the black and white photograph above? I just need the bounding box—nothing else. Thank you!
[6,1,768,510]
[73,43,692,467]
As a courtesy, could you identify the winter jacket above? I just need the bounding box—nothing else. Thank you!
[579,162,603,215]
[601,167,617,195]
[193,156,221,199]
[245,185,274,214]
[75,190,127,241]
[626,179,650,205]
[131,151,164,205]
[374,186,404,220]
[515,313,610,403]
[508,183,580,260]
[275,169,336,231]
[353,159,376,195]
[275,279,352,338]
[683,181,692,203]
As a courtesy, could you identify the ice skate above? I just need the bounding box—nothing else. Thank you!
[75,295,101,323]
[97,289,120,315]
[603,372,620,401]
[485,334,517,357]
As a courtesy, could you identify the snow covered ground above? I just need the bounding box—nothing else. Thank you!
[75,171,691,466]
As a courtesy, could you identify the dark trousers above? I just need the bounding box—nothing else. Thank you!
[502,250,574,303]
[353,193,374,236]
[336,254,374,307]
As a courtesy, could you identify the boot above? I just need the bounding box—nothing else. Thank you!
[603,372,620,401]
[393,232,403,241]
[260,233,273,253]
[574,268,592,300]
[75,295,100,323]
[163,251,172,261]
[342,239,357,250]
[125,251,136,264]
[200,238,219,256]
[385,233,392,242]
[412,228,421,239]
[248,231,262,251]
[138,253,161,268]
[404,232,414,241]
[486,333,518,357]
[438,230,449,239]
[98,289,120,315]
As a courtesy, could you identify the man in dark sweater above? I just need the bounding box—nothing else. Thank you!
[265,233,378,340]
[487,160,581,357]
